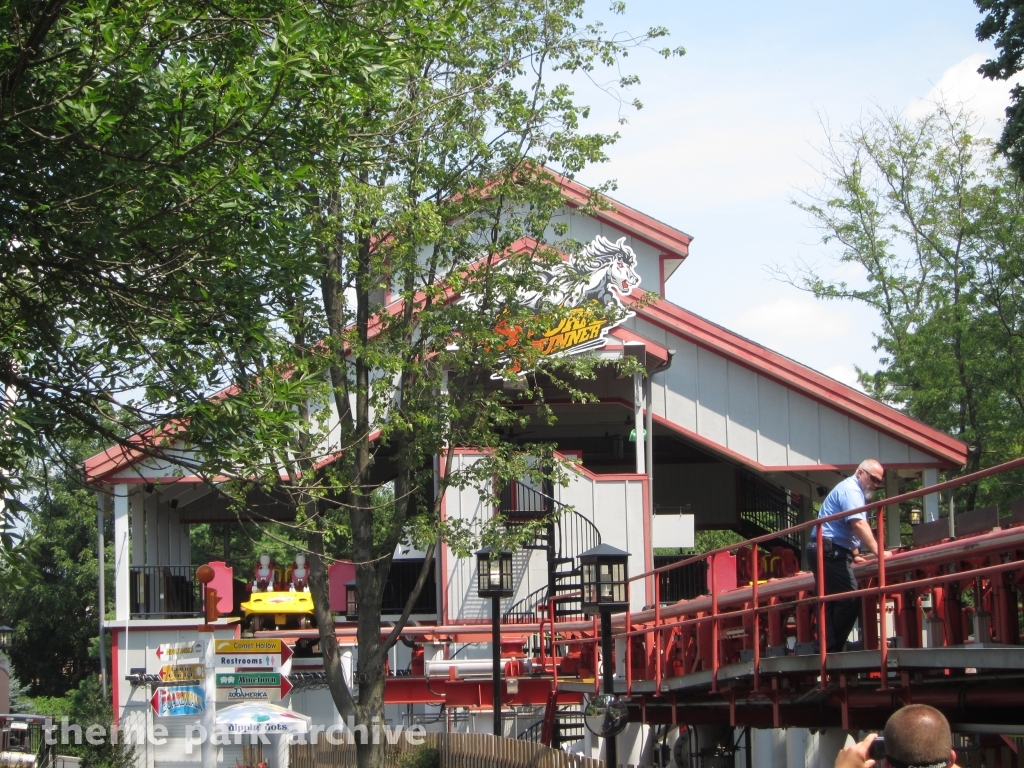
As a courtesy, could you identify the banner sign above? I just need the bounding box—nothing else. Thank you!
[150,685,205,717]
[158,664,205,682]
[155,641,202,660]
[214,639,292,670]
[468,235,641,375]
[216,672,292,702]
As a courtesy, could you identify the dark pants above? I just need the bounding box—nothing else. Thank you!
[807,543,861,652]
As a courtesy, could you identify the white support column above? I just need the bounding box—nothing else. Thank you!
[923,468,940,523]
[145,493,158,566]
[167,507,180,565]
[633,372,646,475]
[158,502,170,565]
[180,520,191,566]
[787,728,819,768]
[885,471,901,549]
[114,484,131,621]
[131,489,144,567]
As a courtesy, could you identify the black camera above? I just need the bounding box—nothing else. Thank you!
[868,736,886,761]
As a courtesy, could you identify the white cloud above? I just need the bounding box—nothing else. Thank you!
[906,53,1022,136]
[729,296,851,345]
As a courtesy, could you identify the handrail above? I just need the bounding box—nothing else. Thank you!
[577,455,1024,697]
[629,455,1024,584]
[500,479,601,624]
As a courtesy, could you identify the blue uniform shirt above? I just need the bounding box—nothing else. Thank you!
[812,475,868,551]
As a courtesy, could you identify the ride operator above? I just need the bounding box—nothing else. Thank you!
[808,458,892,653]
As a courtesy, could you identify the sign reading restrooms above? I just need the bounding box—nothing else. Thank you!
[476,235,641,370]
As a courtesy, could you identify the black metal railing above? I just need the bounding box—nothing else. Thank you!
[503,585,550,624]
[737,472,801,551]
[500,479,601,624]
[130,565,201,618]
[518,721,543,743]
[381,559,437,615]
[551,712,585,750]
[653,554,709,603]
[498,479,554,518]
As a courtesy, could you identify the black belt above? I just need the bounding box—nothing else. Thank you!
[806,538,853,559]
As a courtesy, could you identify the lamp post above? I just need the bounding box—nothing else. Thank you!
[345,581,358,622]
[580,544,630,767]
[476,548,513,736]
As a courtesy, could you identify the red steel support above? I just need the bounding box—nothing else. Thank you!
[816,522,826,689]
[877,506,888,690]
[711,555,720,692]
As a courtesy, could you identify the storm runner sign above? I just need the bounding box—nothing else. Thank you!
[216,673,293,702]
[463,235,642,375]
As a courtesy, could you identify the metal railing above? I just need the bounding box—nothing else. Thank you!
[382,559,437,615]
[130,565,201,618]
[499,480,601,624]
[498,480,554,518]
[541,455,1024,710]
[652,554,708,602]
[737,471,801,551]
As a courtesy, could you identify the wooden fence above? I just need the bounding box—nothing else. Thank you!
[290,731,606,768]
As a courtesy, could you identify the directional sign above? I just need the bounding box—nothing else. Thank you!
[150,685,205,717]
[158,664,205,682]
[155,641,202,661]
[214,638,292,669]
[215,672,292,703]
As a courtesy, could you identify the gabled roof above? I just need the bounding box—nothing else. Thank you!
[627,293,968,467]
[552,172,693,259]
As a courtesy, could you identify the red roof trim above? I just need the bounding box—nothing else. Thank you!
[629,294,967,467]
[552,173,692,259]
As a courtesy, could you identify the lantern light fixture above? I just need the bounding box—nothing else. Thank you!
[345,581,358,621]
[579,543,630,615]
[475,548,513,598]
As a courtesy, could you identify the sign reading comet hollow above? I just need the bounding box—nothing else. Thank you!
[214,638,292,669]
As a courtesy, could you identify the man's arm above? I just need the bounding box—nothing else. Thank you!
[850,518,893,558]
[834,733,877,768]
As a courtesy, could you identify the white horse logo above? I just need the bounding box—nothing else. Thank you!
[520,235,641,311]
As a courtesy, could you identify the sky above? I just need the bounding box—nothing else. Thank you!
[570,0,1018,389]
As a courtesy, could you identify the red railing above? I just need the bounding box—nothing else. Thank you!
[541,455,1024,705]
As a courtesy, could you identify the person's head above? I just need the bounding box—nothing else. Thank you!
[855,459,885,499]
[882,704,955,768]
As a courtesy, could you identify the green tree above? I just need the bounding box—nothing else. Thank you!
[976,0,1024,174]
[784,103,1024,509]
[0,442,112,696]
[171,3,681,767]
[0,0,441,583]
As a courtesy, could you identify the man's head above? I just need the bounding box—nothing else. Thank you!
[855,459,885,499]
[883,704,955,768]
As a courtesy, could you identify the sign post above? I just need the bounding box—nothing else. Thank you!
[201,638,216,768]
